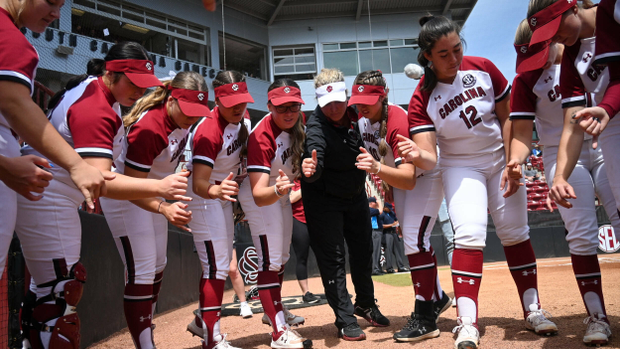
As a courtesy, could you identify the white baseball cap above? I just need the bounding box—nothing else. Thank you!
[315,81,347,108]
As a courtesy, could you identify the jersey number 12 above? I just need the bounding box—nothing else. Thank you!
[458,105,481,129]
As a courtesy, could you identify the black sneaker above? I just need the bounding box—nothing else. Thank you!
[354,302,390,327]
[338,323,366,341]
[433,291,452,319]
[393,312,440,342]
[302,291,320,304]
[386,269,396,274]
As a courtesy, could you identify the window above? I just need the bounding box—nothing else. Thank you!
[322,38,420,76]
[219,33,267,80]
[71,0,211,66]
[273,46,316,81]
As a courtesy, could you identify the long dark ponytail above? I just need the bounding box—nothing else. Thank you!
[417,15,463,92]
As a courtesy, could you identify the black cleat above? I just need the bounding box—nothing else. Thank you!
[354,301,390,327]
[338,323,366,341]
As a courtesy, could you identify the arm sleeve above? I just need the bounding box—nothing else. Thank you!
[192,123,223,168]
[408,84,435,136]
[69,103,122,159]
[301,113,326,183]
[510,73,538,120]
[0,36,37,91]
[483,58,511,102]
[124,123,169,172]
[247,131,275,174]
[386,106,409,167]
[560,51,587,108]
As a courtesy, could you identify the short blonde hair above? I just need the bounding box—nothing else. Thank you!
[314,68,344,89]
[514,19,533,46]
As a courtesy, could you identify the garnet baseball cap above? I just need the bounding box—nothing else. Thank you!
[169,87,211,117]
[316,81,347,108]
[348,85,386,106]
[105,59,163,88]
[528,0,577,46]
[214,82,254,108]
[515,41,551,73]
[268,86,305,106]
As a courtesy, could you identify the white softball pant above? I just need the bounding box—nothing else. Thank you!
[186,184,234,281]
[598,115,620,213]
[237,178,292,273]
[100,197,168,285]
[15,178,83,298]
[393,168,444,255]
[543,140,620,255]
[0,126,20,273]
[440,150,530,250]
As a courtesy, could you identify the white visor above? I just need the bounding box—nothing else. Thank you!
[315,81,347,108]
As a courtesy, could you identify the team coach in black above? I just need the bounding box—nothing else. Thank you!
[300,68,389,341]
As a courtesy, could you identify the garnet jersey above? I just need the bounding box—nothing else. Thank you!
[358,104,408,168]
[560,37,610,109]
[189,106,245,183]
[408,56,510,157]
[247,113,295,182]
[114,103,189,180]
[510,65,564,146]
[0,8,39,132]
[22,77,123,186]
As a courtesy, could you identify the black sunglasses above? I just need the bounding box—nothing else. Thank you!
[274,104,302,113]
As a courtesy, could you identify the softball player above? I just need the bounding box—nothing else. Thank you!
[402,15,556,349]
[349,70,451,342]
[237,78,312,349]
[527,0,614,344]
[0,0,109,279]
[16,42,191,349]
[184,70,253,349]
[99,71,207,349]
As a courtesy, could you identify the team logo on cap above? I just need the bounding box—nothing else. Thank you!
[530,17,537,27]
[358,86,365,92]
[197,93,205,101]
[232,84,239,91]
[520,46,528,54]
[462,74,476,88]
[145,62,152,71]
[284,87,291,94]
[326,85,333,93]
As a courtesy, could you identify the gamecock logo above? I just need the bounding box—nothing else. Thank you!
[238,247,258,283]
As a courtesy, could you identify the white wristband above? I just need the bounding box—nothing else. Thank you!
[274,185,284,197]
[373,162,382,175]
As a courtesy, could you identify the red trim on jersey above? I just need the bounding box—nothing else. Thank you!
[510,70,544,119]
[0,8,38,91]
[170,87,211,117]
[408,79,435,135]
[529,0,577,46]
[124,103,178,171]
[560,42,588,108]
[599,64,620,118]
[291,180,306,223]
[268,86,304,106]
[69,78,123,158]
[460,56,510,101]
[247,114,282,173]
[191,108,228,168]
[385,105,409,167]
[105,59,162,88]
[348,85,386,106]
[214,82,254,108]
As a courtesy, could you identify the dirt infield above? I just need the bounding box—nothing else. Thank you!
[90,255,620,349]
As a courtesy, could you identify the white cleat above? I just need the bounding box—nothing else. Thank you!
[583,313,612,346]
[239,302,253,319]
[452,317,479,349]
[525,304,558,336]
[263,307,305,327]
[271,327,312,348]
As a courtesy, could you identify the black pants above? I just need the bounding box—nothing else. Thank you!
[292,218,311,280]
[384,232,406,270]
[303,191,375,329]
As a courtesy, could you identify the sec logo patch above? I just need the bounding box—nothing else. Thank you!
[462,74,476,88]
[598,225,620,253]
